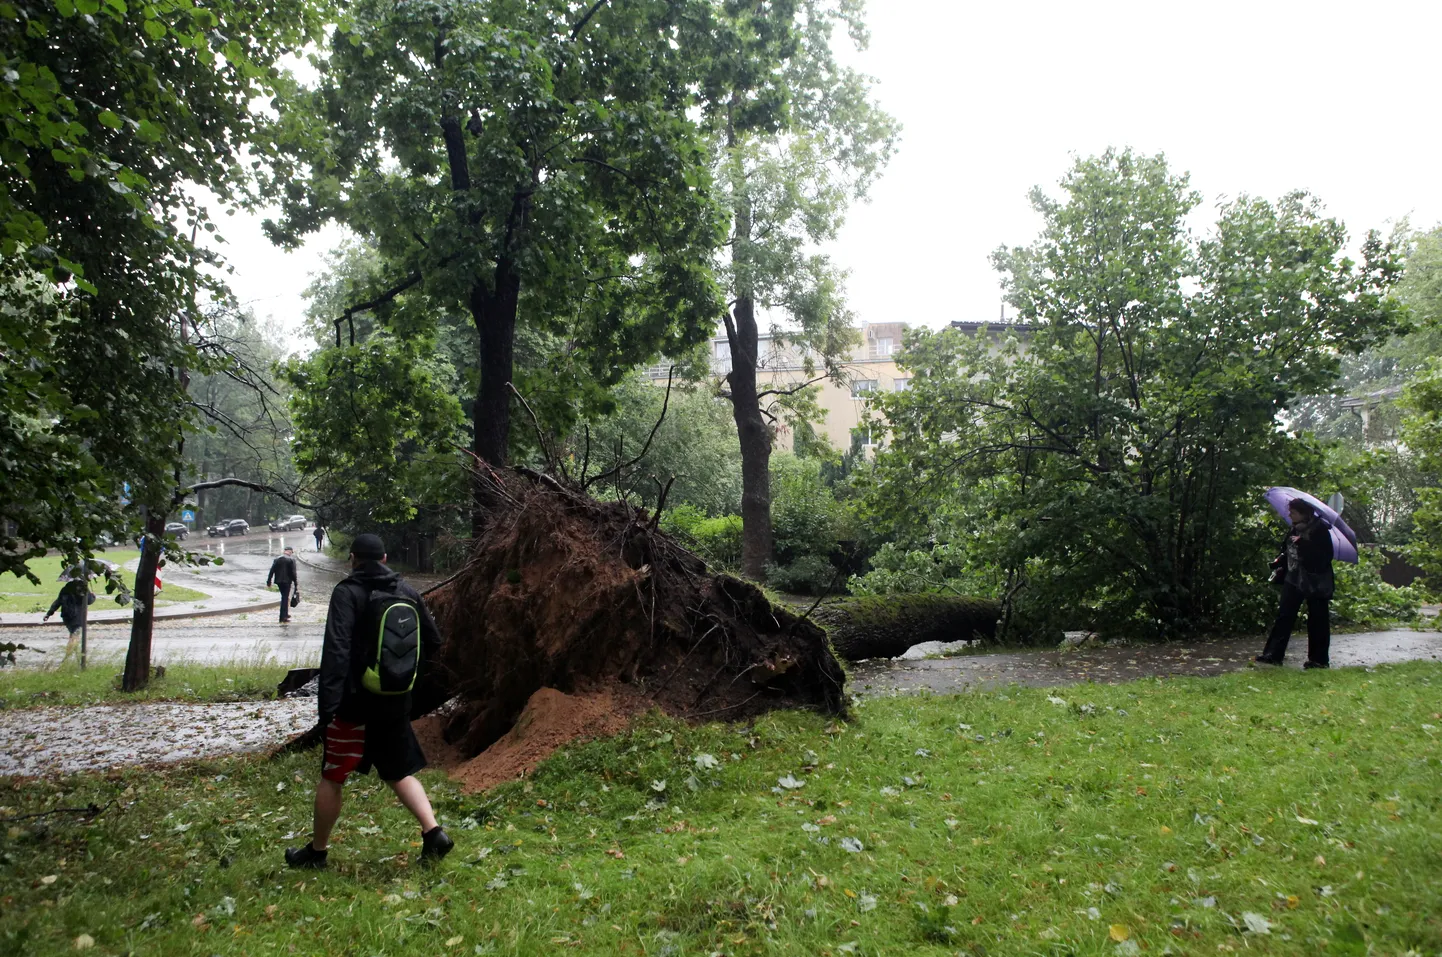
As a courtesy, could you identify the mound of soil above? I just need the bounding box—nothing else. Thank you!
[421,466,846,765]
[415,687,634,792]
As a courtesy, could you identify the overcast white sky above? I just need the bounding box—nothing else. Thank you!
[216,0,1442,346]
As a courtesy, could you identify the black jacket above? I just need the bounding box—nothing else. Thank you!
[317,561,442,723]
[1283,518,1334,594]
[266,555,298,587]
[47,580,92,629]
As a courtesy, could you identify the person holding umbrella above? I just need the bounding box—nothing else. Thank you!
[1256,489,1352,669]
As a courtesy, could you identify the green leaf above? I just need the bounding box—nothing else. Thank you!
[96,110,124,130]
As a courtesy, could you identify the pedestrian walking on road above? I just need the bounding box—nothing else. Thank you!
[1257,497,1335,669]
[43,579,93,664]
[284,533,452,870]
[266,546,299,624]
[313,524,325,552]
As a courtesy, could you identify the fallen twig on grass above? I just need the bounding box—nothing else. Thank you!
[0,800,114,824]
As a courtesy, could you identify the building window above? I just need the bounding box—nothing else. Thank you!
[713,340,732,374]
[875,337,893,356]
[851,379,878,399]
[893,377,910,391]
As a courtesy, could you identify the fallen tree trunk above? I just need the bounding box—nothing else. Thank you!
[419,466,846,758]
[815,595,1001,662]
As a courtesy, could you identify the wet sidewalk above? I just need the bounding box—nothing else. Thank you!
[850,628,1442,695]
[4,628,1441,779]
[0,698,316,776]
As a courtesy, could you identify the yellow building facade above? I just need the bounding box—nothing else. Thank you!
[645,320,1027,452]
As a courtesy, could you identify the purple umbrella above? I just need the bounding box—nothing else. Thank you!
[1263,486,1358,564]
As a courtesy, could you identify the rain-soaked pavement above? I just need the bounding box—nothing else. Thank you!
[0,699,316,777]
[849,628,1442,695]
[1,534,448,667]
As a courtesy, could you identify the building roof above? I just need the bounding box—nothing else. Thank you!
[949,320,1034,334]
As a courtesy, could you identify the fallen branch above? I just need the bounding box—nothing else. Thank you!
[0,801,114,824]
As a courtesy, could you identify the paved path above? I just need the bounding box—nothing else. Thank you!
[3,628,1440,779]
[3,538,450,666]
[850,628,1442,695]
[0,699,316,777]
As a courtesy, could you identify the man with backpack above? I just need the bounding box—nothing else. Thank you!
[284,533,453,868]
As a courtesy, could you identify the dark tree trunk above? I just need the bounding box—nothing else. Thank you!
[724,112,773,582]
[728,293,773,581]
[469,261,521,535]
[122,511,166,691]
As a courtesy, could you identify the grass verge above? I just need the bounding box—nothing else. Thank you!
[2,663,1439,955]
[0,658,298,710]
[0,552,210,614]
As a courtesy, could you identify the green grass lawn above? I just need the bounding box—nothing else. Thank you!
[0,552,210,613]
[0,659,296,710]
[2,664,1439,956]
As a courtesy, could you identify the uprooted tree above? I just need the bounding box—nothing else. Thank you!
[418,465,847,757]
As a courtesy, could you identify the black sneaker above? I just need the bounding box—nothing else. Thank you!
[1303,660,1329,670]
[420,827,454,864]
[1253,655,1281,665]
[284,843,328,869]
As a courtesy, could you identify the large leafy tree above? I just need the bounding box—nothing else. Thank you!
[865,150,1404,640]
[715,0,896,580]
[2,0,326,688]
[264,0,777,532]
[1291,224,1442,543]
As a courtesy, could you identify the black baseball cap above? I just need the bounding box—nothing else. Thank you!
[351,533,386,560]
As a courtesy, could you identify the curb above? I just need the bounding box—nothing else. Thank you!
[0,600,283,630]
[292,551,344,574]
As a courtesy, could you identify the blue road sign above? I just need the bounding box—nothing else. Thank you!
[181,509,196,523]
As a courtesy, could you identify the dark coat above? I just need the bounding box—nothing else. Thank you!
[267,555,298,586]
[47,580,92,630]
[1283,518,1334,596]
[317,561,441,723]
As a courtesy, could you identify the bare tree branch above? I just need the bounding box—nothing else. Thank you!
[756,373,832,401]
[569,0,608,39]
[585,367,673,489]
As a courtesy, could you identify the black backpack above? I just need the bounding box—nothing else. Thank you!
[357,584,422,695]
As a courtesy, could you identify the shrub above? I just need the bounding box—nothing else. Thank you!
[766,555,839,595]
[771,453,843,566]
[661,508,743,572]
[1332,546,1423,625]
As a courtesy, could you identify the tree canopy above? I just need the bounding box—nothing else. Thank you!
[263,0,772,533]
[863,150,1405,639]
[0,0,324,578]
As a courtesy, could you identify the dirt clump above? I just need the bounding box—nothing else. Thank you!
[420,466,847,765]
[417,687,634,792]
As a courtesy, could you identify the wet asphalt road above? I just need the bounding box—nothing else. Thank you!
[6,532,347,667]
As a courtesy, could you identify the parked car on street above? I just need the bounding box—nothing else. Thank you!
[208,519,249,537]
[163,521,189,540]
[269,514,309,532]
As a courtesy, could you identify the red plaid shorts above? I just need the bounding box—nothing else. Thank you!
[321,718,367,783]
